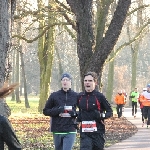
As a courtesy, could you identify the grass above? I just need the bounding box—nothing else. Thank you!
[6,96,40,115]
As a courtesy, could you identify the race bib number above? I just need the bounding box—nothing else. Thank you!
[82,121,97,132]
[64,106,72,111]
[59,106,72,117]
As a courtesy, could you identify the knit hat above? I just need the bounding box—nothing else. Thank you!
[147,84,150,88]
[61,73,72,80]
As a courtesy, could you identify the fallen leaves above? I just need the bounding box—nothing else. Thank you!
[5,116,137,149]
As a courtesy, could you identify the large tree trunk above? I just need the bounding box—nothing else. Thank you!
[38,0,55,113]
[0,0,9,86]
[66,0,94,90]
[67,0,131,90]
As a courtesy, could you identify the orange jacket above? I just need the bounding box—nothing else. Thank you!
[138,94,144,108]
[139,91,150,106]
[115,94,125,105]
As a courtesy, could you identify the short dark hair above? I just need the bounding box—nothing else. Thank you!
[84,72,98,82]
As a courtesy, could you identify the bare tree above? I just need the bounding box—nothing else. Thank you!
[66,0,131,90]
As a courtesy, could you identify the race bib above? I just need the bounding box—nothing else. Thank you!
[59,106,72,117]
[82,121,97,132]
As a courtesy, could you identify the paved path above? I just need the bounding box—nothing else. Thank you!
[105,107,150,150]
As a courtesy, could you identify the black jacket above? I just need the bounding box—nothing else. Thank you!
[43,88,77,132]
[77,90,113,132]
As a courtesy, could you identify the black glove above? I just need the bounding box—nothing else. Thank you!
[94,110,105,120]
[58,106,64,113]
[130,95,135,98]
[68,111,77,117]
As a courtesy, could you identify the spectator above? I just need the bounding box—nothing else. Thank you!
[0,115,22,150]
[0,83,22,150]
[77,72,113,150]
[130,87,139,118]
[43,73,78,150]
[115,90,126,118]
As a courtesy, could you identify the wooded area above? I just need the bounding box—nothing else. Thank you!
[0,0,150,112]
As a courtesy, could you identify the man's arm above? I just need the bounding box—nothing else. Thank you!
[43,94,63,117]
[99,93,113,119]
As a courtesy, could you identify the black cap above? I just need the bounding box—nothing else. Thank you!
[61,73,72,80]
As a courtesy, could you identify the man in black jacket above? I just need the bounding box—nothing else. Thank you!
[77,72,113,150]
[43,73,78,150]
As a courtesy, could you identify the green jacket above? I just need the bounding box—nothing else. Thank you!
[130,91,139,102]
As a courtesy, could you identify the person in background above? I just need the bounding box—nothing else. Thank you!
[138,88,147,127]
[0,83,22,150]
[130,87,139,118]
[43,73,78,150]
[77,72,113,150]
[114,90,126,118]
[139,84,150,128]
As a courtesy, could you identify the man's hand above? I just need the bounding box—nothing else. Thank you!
[94,110,105,120]
[58,106,64,113]
[68,111,77,117]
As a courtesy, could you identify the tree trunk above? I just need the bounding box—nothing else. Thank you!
[15,47,21,103]
[0,0,9,86]
[20,46,30,108]
[67,0,131,90]
[11,48,16,101]
[38,0,55,113]
[106,52,114,103]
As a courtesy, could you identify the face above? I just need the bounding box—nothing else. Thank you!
[61,77,71,91]
[84,75,97,92]
[134,88,138,92]
[147,87,150,91]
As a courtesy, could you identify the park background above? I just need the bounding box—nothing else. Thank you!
[0,0,150,149]
[4,0,150,109]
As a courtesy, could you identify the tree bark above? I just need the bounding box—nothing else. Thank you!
[67,0,131,90]
[0,0,9,86]
[38,0,55,113]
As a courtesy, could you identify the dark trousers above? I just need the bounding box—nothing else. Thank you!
[116,104,123,118]
[80,132,105,150]
[132,101,137,116]
[0,115,22,150]
[143,106,150,125]
[141,108,144,123]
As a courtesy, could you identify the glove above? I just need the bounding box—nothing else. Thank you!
[130,95,135,98]
[68,111,77,117]
[58,106,64,113]
[94,110,105,120]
